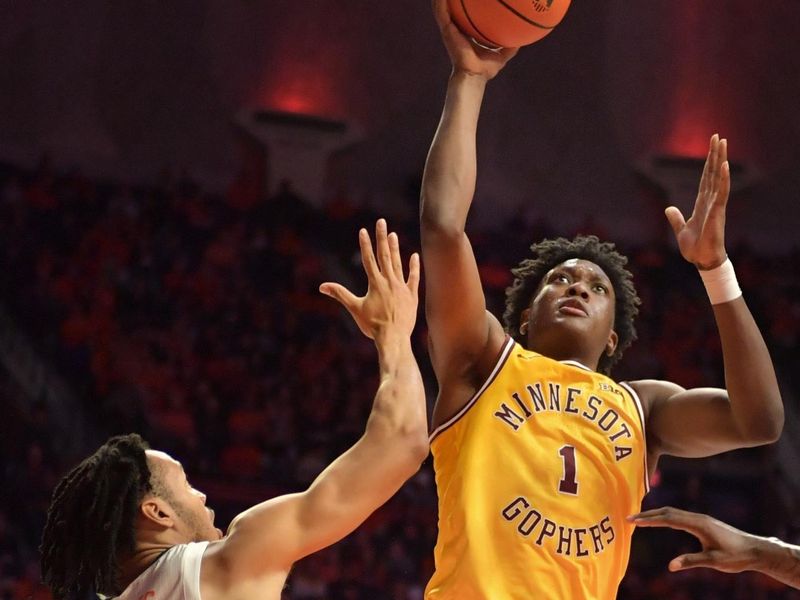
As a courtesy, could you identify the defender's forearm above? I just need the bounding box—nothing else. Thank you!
[367,335,428,450]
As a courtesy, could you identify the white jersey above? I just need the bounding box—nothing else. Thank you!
[113,542,209,600]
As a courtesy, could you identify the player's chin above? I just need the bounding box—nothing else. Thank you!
[551,315,592,334]
[202,526,224,542]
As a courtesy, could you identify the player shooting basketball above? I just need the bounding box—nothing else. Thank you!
[39,221,428,600]
[420,1,783,598]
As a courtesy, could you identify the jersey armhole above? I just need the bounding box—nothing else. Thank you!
[429,336,515,443]
[619,381,650,493]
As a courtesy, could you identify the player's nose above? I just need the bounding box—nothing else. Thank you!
[567,282,589,299]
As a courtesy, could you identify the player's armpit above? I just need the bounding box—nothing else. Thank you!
[634,379,772,459]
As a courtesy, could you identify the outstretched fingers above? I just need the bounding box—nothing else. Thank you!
[406,253,421,297]
[319,282,359,314]
[664,206,686,237]
[389,232,404,280]
[628,507,707,539]
[700,134,719,196]
[359,227,380,281]
[715,139,731,208]
[375,219,394,278]
[708,138,728,198]
[668,551,718,572]
[694,134,719,218]
[703,140,731,237]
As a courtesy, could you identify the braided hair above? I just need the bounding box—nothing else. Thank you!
[503,235,641,375]
[40,434,155,599]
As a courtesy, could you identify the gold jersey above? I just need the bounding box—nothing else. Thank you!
[425,337,649,600]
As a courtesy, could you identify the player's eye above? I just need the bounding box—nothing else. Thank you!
[593,283,608,294]
[552,273,569,284]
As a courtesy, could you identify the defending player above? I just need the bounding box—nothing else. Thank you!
[420,1,784,597]
[39,220,428,600]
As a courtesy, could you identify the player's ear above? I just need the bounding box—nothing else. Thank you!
[519,308,531,335]
[140,496,176,529]
[605,330,618,357]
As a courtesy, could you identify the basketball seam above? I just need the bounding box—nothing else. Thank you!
[460,0,503,48]
[495,0,557,30]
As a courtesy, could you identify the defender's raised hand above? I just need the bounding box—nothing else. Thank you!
[433,0,518,79]
[320,219,420,341]
[665,134,731,270]
[630,507,761,574]
[630,507,800,590]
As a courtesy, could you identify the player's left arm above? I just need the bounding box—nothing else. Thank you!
[633,135,783,459]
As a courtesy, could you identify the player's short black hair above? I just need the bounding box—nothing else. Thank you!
[40,434,156,599]
[503,235,640,375]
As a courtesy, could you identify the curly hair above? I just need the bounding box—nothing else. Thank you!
[40,434,155,599]
[503,235,641,375]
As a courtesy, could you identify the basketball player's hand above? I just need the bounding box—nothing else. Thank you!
[433,0,518,79]
[665,134,730,270]
[320,219,420,342]
[630,507,760,574]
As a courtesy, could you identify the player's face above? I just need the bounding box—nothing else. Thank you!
[524,259,617,363]
[146,450,224,542]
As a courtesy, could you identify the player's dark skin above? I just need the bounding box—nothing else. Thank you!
[520,259,618,370]
[422,0,783,476]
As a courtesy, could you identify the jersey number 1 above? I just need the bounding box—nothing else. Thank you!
[558,445,579,495]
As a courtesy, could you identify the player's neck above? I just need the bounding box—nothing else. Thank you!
[558,354,599,371]
[117,542,174,590]
[528,342,600,372]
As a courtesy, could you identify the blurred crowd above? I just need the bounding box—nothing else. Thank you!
[1,156,799,599]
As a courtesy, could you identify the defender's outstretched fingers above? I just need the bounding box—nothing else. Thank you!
[389,232,404,280]
[628,507,707,536]
[375,219,394,277]
[319,282,358,314]
[668,551,716,572]
[359,228,380,281]
[407,253,421,296]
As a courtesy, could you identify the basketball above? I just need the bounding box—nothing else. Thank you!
[448,0,572,49]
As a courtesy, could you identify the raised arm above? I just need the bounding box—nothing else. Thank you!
[206,221,428,582]
[420,0,517,402]
[631,507,800,590]
[635,135,783,459]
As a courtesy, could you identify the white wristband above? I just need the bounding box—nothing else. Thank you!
[698,258,742,305]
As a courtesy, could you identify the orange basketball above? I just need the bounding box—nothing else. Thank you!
[448,0,572,49]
